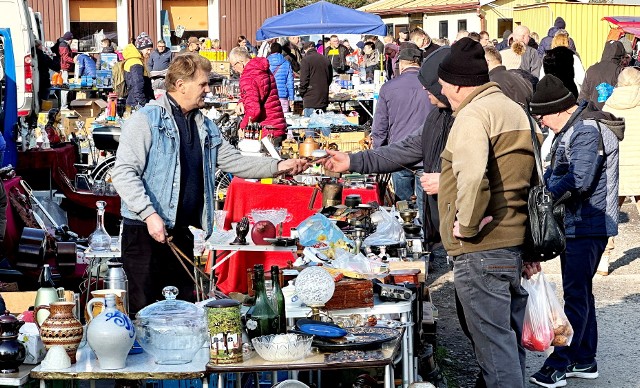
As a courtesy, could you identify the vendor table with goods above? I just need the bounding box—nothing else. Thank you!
[214,178,381,294]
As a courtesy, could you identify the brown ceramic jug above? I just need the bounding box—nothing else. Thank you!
[35,302,83,364]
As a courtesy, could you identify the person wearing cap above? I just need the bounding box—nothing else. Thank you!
[180,36,200,55]
[122,32,155,108]
[370,47,433,217]
[436,37,539,387]
[528,74,623,388]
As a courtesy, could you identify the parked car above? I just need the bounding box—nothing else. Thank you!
[0,0,39,120]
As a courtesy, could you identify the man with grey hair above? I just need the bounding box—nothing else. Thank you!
[505,25,542,78]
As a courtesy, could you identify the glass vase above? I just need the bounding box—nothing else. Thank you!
[89,201,111,251]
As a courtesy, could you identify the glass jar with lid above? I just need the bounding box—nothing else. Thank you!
[134,286,207,364]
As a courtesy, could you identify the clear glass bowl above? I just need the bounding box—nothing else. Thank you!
[248,209,292,226]
[251,334,314,362]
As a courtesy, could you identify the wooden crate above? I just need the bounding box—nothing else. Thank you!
[326,278,374,310]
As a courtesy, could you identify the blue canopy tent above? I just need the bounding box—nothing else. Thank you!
[256,1,387,40]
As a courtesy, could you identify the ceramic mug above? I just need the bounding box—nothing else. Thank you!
[85,289,127,321]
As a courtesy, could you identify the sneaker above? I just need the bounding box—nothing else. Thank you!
[530,366,567,387]
[566,361,599,379]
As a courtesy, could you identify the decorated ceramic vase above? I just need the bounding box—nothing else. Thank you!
[34,302,83,364]
[86,293,136,369]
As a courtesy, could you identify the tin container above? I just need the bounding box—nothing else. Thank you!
[205,299,243,365]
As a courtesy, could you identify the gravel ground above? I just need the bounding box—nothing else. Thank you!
[427,201,640,388]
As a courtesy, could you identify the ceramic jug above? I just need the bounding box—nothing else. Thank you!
[0,311,26,373]
[86,294,135,369]
[34,302,83,364]
[298,136,319,158]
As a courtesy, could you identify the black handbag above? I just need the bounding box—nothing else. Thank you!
[524,107,567,262]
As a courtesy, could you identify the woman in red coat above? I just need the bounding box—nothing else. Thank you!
[230,47,287,146]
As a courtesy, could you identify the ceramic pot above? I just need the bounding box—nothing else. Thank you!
[0,311,26,373]
[34,302,83,364]
[87,294,135,369]
[298,137,319,158]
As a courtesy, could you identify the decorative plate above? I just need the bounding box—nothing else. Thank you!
[311,326,400,351]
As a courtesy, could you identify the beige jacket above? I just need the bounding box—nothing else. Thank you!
[604,84,640,196]
[438,83,538,256]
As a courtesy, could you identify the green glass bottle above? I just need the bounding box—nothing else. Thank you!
[270,266,287,334]
[246,264,279,340]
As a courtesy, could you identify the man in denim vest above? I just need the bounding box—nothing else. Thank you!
[112,54,308,314]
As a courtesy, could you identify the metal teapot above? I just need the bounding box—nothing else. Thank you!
[298,136,320,158]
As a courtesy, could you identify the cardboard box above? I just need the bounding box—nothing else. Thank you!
[3,291,74,314]
[346,116,359,125]
[70,98,107,118]
[41,99,57,111]
[19,323,46,364]
[75,91,88,100]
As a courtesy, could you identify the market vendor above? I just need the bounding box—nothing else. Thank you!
[111,54,309,314]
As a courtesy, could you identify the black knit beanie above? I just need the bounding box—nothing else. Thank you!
[530,74,576,116]
[438,38,489,86]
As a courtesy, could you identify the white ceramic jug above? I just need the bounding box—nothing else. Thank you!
[86,293,136,369]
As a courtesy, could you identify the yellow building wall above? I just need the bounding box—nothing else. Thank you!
[514,2,640,68]
[482,0,538,42]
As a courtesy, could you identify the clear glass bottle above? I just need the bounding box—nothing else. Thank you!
[270,266,287,334]
[245,265,279,340]
[89,201,111,251]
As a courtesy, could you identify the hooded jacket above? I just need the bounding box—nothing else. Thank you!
[489,65,533,106]
[123,44,154,108]
[538,17,577,56]
[604,83,640,196]
[75,54,96,78]
[267,53,295,100]
[56,38,75,71]
[579,40,625,109]
[299,48,333,109]
[239,57,287,137]
[544,101,624,237]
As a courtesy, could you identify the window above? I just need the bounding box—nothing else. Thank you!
[458,19,467,32]
[439,21,448,39]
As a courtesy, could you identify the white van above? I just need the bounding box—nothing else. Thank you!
[0,0,39,119]
[28,7,44,42]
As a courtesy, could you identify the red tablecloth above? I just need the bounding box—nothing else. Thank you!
[214,178,381,294]
[17,144,77,188]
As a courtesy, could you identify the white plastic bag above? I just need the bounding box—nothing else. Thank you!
[521,272,554,352]
[543,274,574,347]
[363,207,405,246]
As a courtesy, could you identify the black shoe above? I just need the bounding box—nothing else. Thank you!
[566,361,599,379]
[530,365,567,388]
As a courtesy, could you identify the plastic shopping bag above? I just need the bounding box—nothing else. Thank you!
[541,273,574,347]
[363,207,405,246]
[297,213,353,259]
[521,272,554,352]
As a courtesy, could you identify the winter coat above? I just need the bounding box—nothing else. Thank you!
[538,17,577,56]
[519,45,542,78]
[298,48,333,109]
[326,44,349,73]
[147,49,172,72]
[123,44,154,108]
[371,67,433,149]
[579,40,626,110]
[604,84,640,196]
[75,54,96,78]
[544,101,624,237]
[239,57,287,137]
[495,30,512,52]
[36,47,53,101]
[57,38,74,71]
[488,65,533,106]
[267,53,295,100]
[540,46,585,97]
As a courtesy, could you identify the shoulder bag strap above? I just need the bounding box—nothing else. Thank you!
[522,104,544,181]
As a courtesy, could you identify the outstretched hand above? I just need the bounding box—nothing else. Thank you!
[277,158,310,175]
[319,150,350,172]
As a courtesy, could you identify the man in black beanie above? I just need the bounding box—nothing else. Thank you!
[529,75,624,388]
[437,37,539,388]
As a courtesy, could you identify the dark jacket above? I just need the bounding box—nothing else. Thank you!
[299,48,332,109]
[489,65,533,106]
[371,67,433,149]
[422,41,441,58]
[75,54,96,78]
[239,57,287,137]
[538,17,577,56]
[56,38,74,71]
[545,102,624,237]
[579,40,625,110]
[267,53,295,100]
[36,47,53,102]
[147,49,172,72]
[123,44,154,108]
[542,46,579,98]
[495,30,512,51]
[326,44,349,73]
[282,42,301,73]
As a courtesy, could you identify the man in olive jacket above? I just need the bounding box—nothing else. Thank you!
[437,38,539,388]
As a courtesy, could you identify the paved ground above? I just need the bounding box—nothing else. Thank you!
[428,201,640,388]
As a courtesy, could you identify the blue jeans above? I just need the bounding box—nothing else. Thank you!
[454,247,528,388]
[544,236,607,370]
[391,169,424,222]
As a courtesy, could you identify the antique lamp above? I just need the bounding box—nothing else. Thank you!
[295,267,335,320]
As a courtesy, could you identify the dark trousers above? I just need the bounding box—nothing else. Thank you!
[121,223,195,315]
[545,236,607,370]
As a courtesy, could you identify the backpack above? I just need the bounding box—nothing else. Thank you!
[111,60,128,98]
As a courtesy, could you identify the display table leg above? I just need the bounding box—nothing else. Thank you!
[217,373,224,388]
[401,311,411,388]
[384,364,395,388]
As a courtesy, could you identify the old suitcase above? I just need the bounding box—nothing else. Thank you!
[325,278,374,310]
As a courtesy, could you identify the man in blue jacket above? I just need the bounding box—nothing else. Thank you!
[371,48,433,219]
[74,53,97,78]
[147,40,172,72]
[529,75,624,388]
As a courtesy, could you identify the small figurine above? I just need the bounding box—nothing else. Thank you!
[230,217,249,245]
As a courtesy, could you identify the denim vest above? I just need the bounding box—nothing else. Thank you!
[119,104,221,236]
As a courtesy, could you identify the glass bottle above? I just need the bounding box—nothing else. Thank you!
[89,201,111,251]
[245,265,279,340]
[270,266,287,333]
